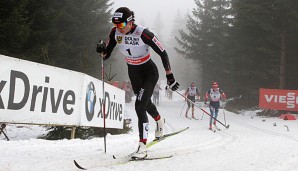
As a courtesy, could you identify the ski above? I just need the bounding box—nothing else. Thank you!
[146,127,189,148]
[209,124,221,133]
[74,127,188,170]
[131,155,173,161]
[185,117,191,120]
[112,154,173,161]
[209,128,216,133]
[74,153,174,170]
[110,153,174,166]
[185,116,199,121]
[74,160,87,170]
[191,117,200,120]
[213,124,221,131]
[112,127,188,161]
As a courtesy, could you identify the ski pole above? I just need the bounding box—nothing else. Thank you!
[0,129,9,141]
[173,90,230,129]
[180,100,186,116]
[159,93,161,105]
[0,124,9,141]
[201,105,206,120]
[223,107,227,125]
[100,40,107,153]
[201,102,208,120]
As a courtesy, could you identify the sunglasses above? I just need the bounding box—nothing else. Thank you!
[114,22,127,29]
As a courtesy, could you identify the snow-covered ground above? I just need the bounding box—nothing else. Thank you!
[1,88,298,171]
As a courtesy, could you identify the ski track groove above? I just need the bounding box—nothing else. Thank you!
[144,116,238,161]
[87,104,238,169]
[237,121,298,142]
[83,131,237,170]
[78,123,235,169]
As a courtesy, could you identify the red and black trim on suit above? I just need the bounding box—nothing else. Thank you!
[103,24,171,143]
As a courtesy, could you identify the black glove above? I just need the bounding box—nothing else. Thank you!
[166,73,179,91]
[96,40,106,53]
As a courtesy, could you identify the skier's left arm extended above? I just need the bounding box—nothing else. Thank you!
[141,29,179,91]
[141,29,171,72]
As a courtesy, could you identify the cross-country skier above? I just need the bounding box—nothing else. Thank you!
[204,82,226,130]
[122,80,132,103]
[96,7,180,159]
[153,83,162,106]
[184,83,200,119]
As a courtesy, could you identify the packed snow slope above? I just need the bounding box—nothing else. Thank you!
[1,90,298,171]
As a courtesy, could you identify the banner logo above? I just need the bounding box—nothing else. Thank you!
[259,88,298,111]
[124,37,139,45]
[0,70,75,114]
[152,36,164,52]
[116,36,123,44]
[85,82,96,121]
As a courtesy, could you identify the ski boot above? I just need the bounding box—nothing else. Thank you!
[155,116,165,139]
[131,142,147,159]
[192,113,195,119]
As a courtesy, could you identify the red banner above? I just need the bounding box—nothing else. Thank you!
[259,88,298,111]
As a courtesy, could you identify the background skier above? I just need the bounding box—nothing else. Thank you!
[184,83,200,119]
[204,82,226,130]
[153,83,162,106]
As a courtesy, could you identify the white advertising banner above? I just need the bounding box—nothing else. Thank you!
[0,55,124,129]
[80,75,125,129]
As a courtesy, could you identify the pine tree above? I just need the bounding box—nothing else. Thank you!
[175,0,233,92]
[230,0,298,107]
[167,10,201,88]
[0,0,112,78]
[0,0,31,58]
